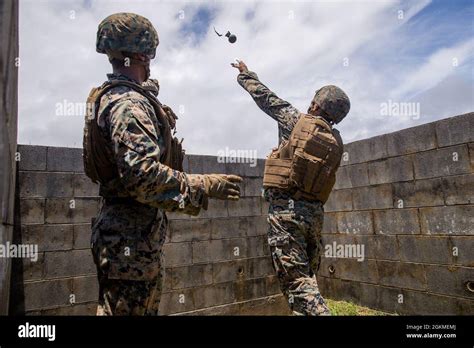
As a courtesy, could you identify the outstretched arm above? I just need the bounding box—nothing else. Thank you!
[106,96,241,215]
[231,60,300,141]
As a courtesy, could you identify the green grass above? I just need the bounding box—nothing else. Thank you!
[326,299,394,316]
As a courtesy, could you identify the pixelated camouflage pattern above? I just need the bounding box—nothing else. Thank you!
[266,191,330,315]
[96,13,159,57]
[97,73,206,214]
[90,73,207,315]
[313,85,350,124]
[238,70,330,315]
[238,71,300,143]
[92,203,166,315]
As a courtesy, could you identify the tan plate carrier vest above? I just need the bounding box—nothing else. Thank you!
[83,80,184,184]
[263,114,343,203]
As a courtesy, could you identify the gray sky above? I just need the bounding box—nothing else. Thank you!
[18,0,474,158]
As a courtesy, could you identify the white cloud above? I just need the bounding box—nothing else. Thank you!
[18,0,473,157]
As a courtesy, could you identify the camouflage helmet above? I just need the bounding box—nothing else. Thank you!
[96,13,159,58]
[313,85,350,124]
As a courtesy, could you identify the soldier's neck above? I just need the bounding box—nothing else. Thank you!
[112,67,145,84]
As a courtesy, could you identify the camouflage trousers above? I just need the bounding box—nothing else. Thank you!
[265,189,330,316]
[91,200,167,316]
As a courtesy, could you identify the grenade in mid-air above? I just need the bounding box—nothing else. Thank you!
[214,27,237,44]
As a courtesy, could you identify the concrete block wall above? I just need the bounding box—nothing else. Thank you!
[0,0,19,315]
[9,112,474,315]
[10,147,290,315]
[319,112,474,315]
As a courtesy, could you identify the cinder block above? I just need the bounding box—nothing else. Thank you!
[22,252,45,281]
[402,288,474,315]
[346,163,369,187]
[334,163,369,189]
[73,224,91,249]
[425,265,474,298]
[23,279,73,311]
[237,294,290,316]
[47,146,83,172]
[44,249,96,279]
[262,200,270,215]
[159,288,195,314]
[224,159,265,177]
[373,209,420,235]
[322,234,369,260]
[22,224,74,252]
[187,155,228,174]
[162,268,172,292]
[469,142,474,168]
[194,199,228,219]
[19,171,46,198]
[193,282,235,309]
[163,242,192,267]
[336,211,373,234]
[193,238,248,263]
[436,112,474,147]
[192,240,215,264]
[17,145,47,171]
[39,302,97,315]
[398,236,451,264]
[373,235,399,261]
[451,237,474,267]
[442,174,474,205]
[20,171,74,198]
[73,174,99,197]
[170,264,213,289]
[20,199,45,224]
[246,215,268,237]
[317,276,342,299]
[234,278,261,302]
[182,155,190,173]
[368,156,413,185]
[247,256,275,279]
[376,260,426,291]
[334,165,351,189]
[386,123,437,157]
[166,211,191,220]
[392,178,444,207]
[341,135,388,166]
[414,144,471,179]
[376,284,411,314]
[169,218,211,243]
[211,216,247,239]
[46,173,74,197]
[420,206,474,235]
[212,259,248,284]
[321,212,337,234]
[352,184,393,210]
[247,235,270,258]
[73,275,99,303]
[45,197,100,224]
[44,198,73,224]
[227,197,262,217]
[320,257,378,284]
[243,177,263,197]
[324,189,352,212]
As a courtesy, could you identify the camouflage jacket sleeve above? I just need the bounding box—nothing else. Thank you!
[237,71,301,142]
[107,95,206,215]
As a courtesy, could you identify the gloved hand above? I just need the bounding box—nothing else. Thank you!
[203,174,242,200]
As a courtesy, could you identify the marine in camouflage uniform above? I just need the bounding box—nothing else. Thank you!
[232,61,350,316]
[86,13,242,316]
